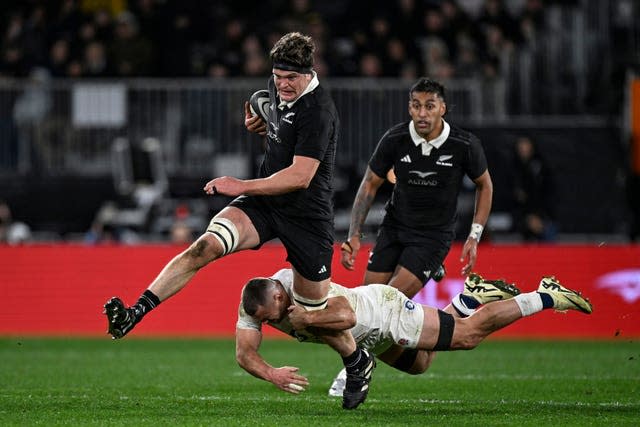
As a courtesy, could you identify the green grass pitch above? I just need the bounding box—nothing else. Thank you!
[1,338,638,426]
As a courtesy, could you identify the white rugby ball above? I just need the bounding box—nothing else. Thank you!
[249,89,270,122]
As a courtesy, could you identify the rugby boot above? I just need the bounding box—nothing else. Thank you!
[464,273,521,304]
[537,276,593,314]
[103,297,141,339]
[342,349,376,410]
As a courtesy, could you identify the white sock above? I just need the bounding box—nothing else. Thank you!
[514,292,544,317]
[451,294,476,317]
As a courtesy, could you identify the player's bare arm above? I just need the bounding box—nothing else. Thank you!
[287,296,356,331]
[204,155,319,197]
[460,170,493,276]
[470,170,493,231]
[341,167,385,270]
[235,327,309,394]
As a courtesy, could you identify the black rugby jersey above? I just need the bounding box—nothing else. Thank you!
[258,75,339,220]
[369,120,487,232]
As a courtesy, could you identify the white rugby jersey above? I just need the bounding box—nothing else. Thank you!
[236,269,424,355]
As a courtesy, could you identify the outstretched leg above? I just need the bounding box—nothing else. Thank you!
[418,276,592,351]
[444,273,521,319]
[104,207,260,339]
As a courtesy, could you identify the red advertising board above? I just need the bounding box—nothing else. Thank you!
[0,244,638,338]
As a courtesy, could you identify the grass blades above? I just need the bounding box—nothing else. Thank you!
[0,338,638,426]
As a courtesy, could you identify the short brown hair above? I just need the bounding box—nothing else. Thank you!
[241,277,274,316]
[270,32,314,71]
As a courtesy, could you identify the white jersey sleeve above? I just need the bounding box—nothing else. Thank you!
[271,268,294,288]
[236,302,261,331]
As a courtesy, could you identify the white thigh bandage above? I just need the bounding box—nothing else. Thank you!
[291,290,328,311]
[206,218,239,256]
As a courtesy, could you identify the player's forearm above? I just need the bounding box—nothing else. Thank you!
[304,312,355,330]
[236,350,278,383]
[348,183,376,239]
[472,176,493,227]
[298,302,356,331]
[348,168,385,239]
[243,156,318,196]
[241,169,309,195]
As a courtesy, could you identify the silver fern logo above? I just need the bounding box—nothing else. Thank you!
[282,112,295,124]
[436,154,453,166]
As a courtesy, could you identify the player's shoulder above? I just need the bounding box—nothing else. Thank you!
[447,124,481,146]
[271,268,293,288]
[380,121,411,143]
[293,87,337,126]
[300,85,335,111]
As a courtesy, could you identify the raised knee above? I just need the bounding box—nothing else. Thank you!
[206,218,239,256]
[184,239,218,266]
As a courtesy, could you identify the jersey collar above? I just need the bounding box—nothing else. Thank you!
[409,119,450,149]
[278,71,319,110]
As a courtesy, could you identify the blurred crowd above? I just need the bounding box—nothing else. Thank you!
[0,0,553,80]
[2,0,637,245]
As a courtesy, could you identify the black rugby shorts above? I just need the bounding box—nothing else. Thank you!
[368,224,453,284]
[229,195,334,282]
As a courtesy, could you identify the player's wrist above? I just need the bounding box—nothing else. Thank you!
[468,223,484,242]
[348,232,364,242]
[341,233,363,253]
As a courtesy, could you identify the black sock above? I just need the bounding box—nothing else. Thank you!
[132,290,161,319]
[343,348,366,372]
[460,294,481,310]
[538,292,554,309]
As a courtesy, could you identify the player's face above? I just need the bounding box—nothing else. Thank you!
[408,91,446,140]
[273,68,312,103]
[254,303,286,323]
[253,289,288,323]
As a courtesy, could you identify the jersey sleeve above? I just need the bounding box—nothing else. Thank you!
[368,132,396,179]
[236,302,262,331]
[293,108,333,161]
[271,268,293,286]
[466,135,488,180]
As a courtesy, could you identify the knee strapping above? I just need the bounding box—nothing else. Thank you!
[433,310,455,351]
[206,218,239,256]
[291,290,328,311]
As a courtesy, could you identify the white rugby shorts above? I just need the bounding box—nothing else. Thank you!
[350,284,424,354]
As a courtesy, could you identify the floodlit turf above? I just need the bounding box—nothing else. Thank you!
[0,338,638,426]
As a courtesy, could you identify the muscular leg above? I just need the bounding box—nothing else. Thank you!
[450,300,523,349]
[377,344,436,375]
[291,269,357,356]
[293,269,376,409]
[417,299,523,351]
[365,265,423,298]
[362,270,392,286]
[386,266,425,298]
[149,206,261,301]
[104,207,261,339]
[375,279,516,375]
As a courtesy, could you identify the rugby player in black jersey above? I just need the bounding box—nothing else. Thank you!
[330,78,493,396]
[342,77,493,296]
[103,32,374,410]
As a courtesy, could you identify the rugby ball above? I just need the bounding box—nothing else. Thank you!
[249,90,270,122]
